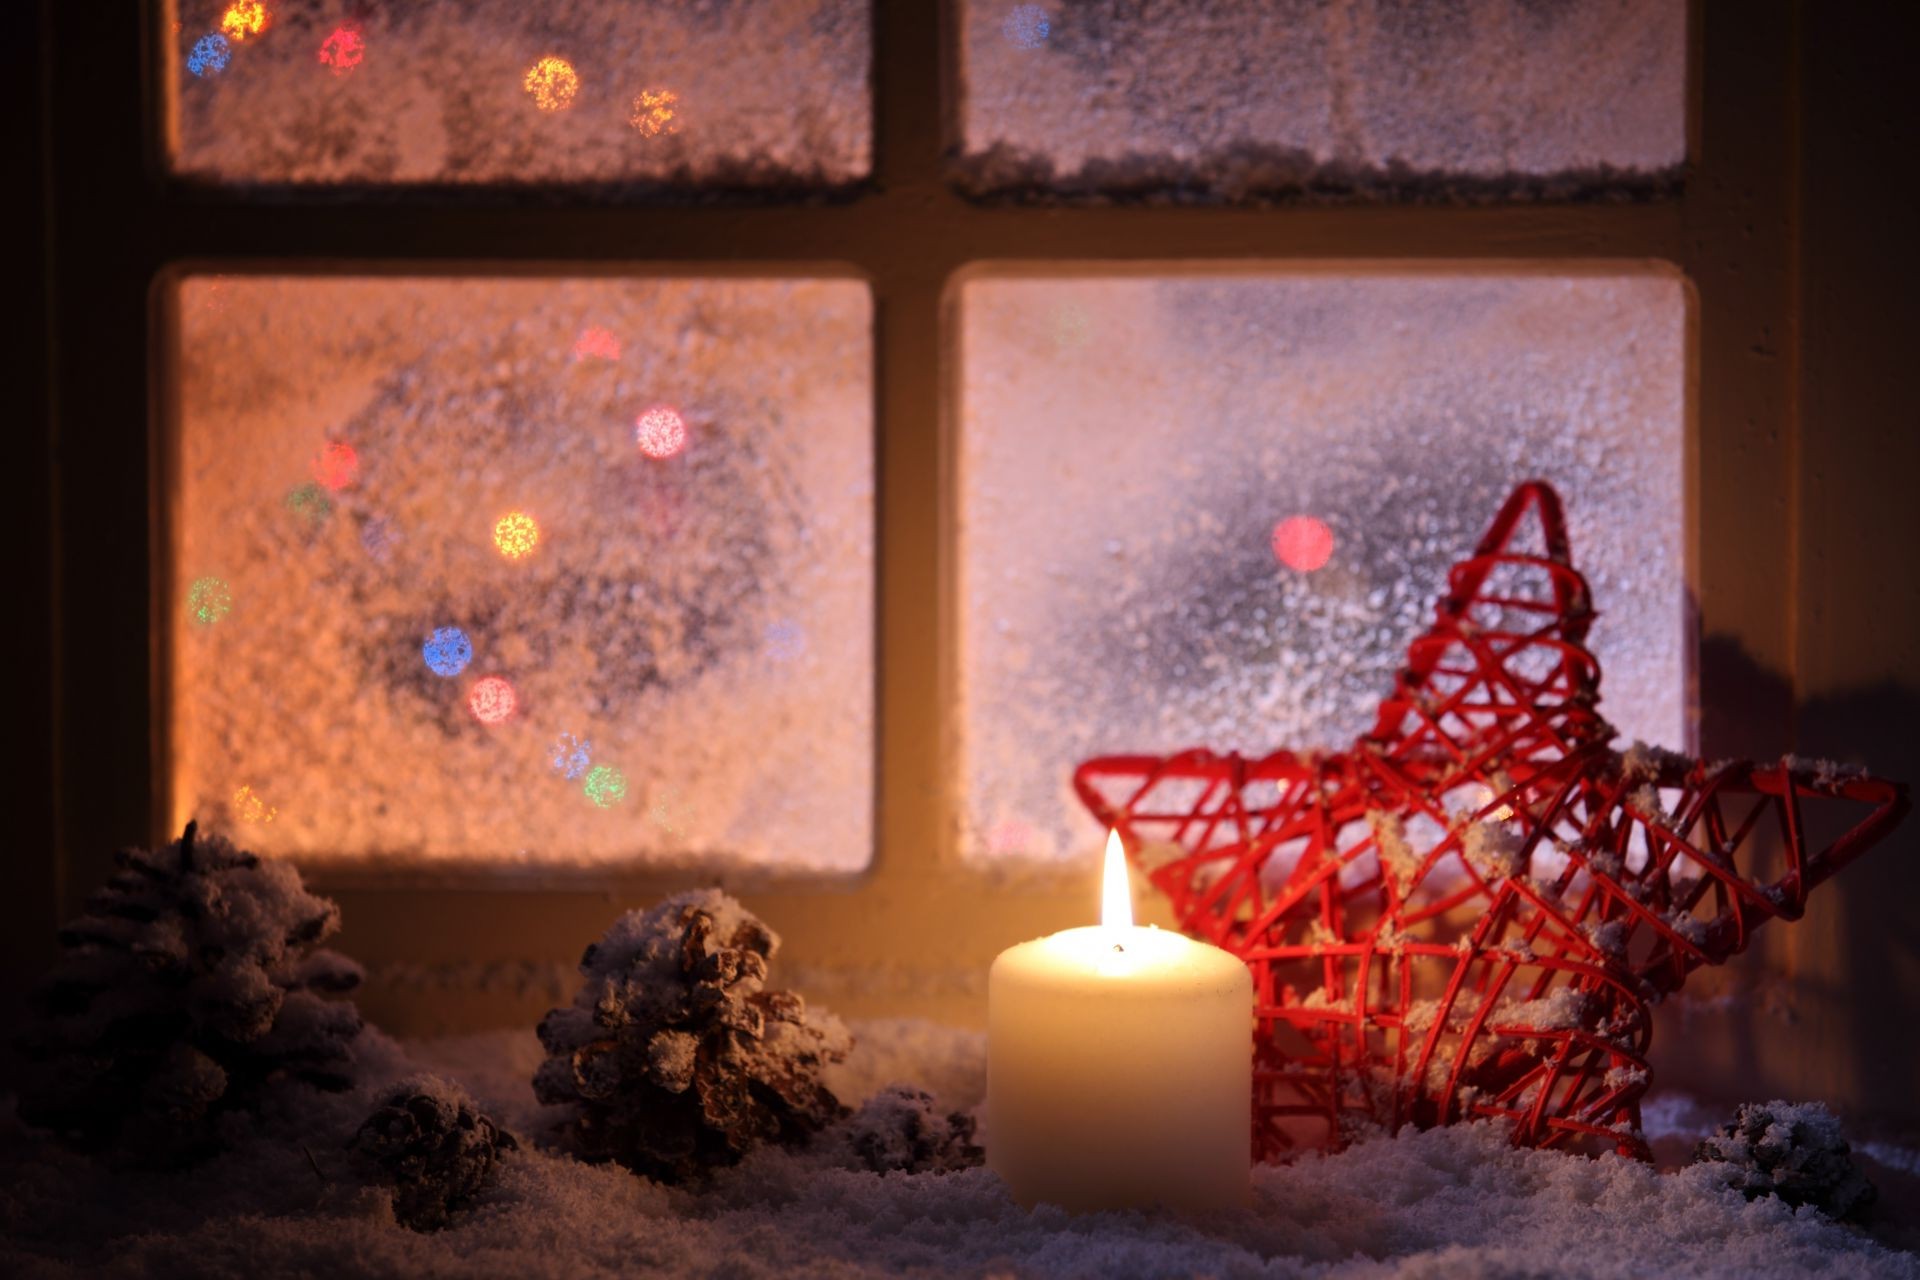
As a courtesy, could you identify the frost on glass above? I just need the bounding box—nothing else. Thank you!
[170,277,873,872]
[164,0,870,188]
[956,1,1685,201]
[957,273,1686,863]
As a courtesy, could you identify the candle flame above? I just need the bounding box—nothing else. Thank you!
[1102,829,1133,930]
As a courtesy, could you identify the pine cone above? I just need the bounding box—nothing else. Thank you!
[15,822,364,1164]
[534,890,851,1182]
[838,1085,983,1175]
[1691,1100,1877,1221]
[349,1076,516,1232]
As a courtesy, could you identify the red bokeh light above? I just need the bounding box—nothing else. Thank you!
[635,405,687,459]
[468,676,517,725]
[573,326,622,362]
[1271,514,1335,572]
[312,441,359,490]
[318,26,365,76]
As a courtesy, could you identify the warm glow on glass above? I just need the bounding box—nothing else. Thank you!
[1271,514,1335,572]
[317,26,365,76]
[635,405,687,459]
[221,1,269,42]
[187,576,233,626]
[311,440,359,490]
[233,784,277,823]
[523,56,581,113]
[468,675,517,725]
[573,326,621,362]
[1101,828,1133,929]
[493,511,540,560]
[629,88,681,137]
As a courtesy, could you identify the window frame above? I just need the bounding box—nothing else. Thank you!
[38,0,1808,1032]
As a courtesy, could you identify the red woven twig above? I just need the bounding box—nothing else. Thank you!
[1075,482,1908,1161]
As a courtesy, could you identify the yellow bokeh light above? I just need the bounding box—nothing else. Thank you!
[221,0,270,41]
[629,88,681,138]
[233,785,277,824]
[524,56,581,113]
[493,511,540,560]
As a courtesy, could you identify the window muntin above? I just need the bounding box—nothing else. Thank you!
[168,275,874,871]
[163,0,872,189]
[956,270,1688,863]
[955,0,1686,201]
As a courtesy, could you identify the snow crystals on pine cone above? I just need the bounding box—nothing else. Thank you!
[14,821,364,1164]
[533,889,851,1183]
[835,1084,983,1175]
[1691,1100,1877,1221]
[348,1074,517,1232]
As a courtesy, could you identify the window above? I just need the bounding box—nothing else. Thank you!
[52,1,1807,1034]
[163,0,871,189]
[167,275,873,871]
[956,270,1687,862]
[954,0,1685,200]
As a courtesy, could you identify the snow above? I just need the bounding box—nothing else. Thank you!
[165,0,870,188]
[170,276,873,870]
[956,0,1685,201]
[5,1020,1917,1278]
[957,274,1687,863]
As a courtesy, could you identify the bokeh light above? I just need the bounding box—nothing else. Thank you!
[635,405,687,459]
[1002,4,1051,49]
[285,482,332,527]
[311,440,359,490]
[220,1,269,42]
[360,516,395,562]
[1271,514,1335,572]
[523,56,581,113]
[764,619,806,662]
[187,576,232,625]
[493,511,540,560]
[551,732,592,780]
[583,764,628,808]
[187,33,232,77]
[648,787,681,833]
[317,26,364,76]
[629,88,681,138]
[468,675,517,725]
[232,785,277,823]
[573,326,621,362]
[422,626,474,677]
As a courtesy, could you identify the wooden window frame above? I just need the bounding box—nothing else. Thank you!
[32,1,1807,1036]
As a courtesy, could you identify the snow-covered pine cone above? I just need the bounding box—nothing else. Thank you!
[838,1085,983,1175]
[534,890,851,1183]
[349,1075,516,1232]
[1691,1100,1877,1221]
[15,821,364,1164]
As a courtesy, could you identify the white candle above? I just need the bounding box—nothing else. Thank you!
[987,831,1253,1212]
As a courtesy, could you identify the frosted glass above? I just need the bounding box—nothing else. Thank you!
[957,272,1687,863]
[956,1,1685,199]
[164,0,870,188]
[170,276,873,871]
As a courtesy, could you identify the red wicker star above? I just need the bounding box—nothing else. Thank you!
[1075,482,1908,1161]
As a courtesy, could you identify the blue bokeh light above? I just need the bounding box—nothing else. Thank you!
[1002,5,1050,49]
[764,619,807,662]
[551,732,592,780]
[422,626,474,677]
[188,33,233,77]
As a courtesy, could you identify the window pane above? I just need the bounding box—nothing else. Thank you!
[164,1,870,188]
[956,1,1685,200]
[957,272,1687,862]
[170,276,873,871]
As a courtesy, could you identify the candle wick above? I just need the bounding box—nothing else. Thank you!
[1112,942,1125,954]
